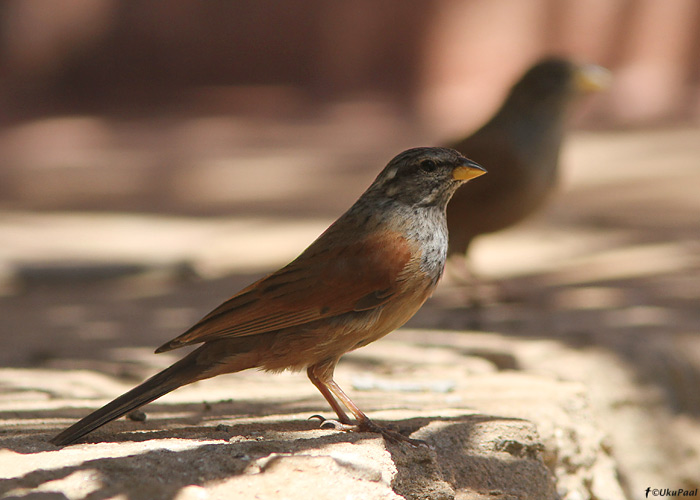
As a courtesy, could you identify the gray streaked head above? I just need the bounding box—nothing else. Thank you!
[366,147,485,209]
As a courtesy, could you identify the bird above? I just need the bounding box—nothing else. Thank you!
[445,57,610,272]
[51,147,486,446]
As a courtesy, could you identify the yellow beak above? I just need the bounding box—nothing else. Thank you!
[453,159,487,181]
[574,64,612,93]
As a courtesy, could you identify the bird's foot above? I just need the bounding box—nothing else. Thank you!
[308,415,428,448]
[308,414,353,430]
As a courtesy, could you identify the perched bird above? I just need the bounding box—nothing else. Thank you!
[51,147,486,446]
[445,57,610,266]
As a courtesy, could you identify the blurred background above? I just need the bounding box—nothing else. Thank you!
[0,0,699,495]
[1,0,699,215]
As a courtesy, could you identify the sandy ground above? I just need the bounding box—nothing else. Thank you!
[0,112,698,498]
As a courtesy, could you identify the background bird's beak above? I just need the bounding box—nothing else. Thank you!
[452,159,487,181]
[574,64,612,93]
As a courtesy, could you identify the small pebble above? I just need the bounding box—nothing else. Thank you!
[127,409,147,422]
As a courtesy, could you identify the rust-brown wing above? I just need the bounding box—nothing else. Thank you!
[155,230,416,352]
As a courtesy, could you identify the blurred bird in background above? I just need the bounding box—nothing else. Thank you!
[445,57,610,291]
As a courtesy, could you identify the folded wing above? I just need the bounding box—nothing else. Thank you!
[155,230,415,352]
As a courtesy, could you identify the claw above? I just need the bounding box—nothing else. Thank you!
[308,413,430,448]
[357,420,429,448]
[309,415,354,430]
[321,420,349,431]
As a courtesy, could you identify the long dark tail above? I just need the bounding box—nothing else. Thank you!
[51,351,207,446]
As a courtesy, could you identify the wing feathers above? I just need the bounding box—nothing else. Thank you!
[156,231,415,353]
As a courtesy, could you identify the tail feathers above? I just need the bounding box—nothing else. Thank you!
[51,354,203,446]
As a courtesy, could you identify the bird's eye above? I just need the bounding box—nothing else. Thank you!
[420,159,437,173]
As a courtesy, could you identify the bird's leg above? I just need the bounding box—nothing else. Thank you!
[447,253,473,286]
[446,254,487,329]
[449,253,519,307]
[307,362,426,447]
[448,253,484,305]
[306,364,352,425]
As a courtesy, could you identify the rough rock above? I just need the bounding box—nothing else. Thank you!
[0,331,626,500]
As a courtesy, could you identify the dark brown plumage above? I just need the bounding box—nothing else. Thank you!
[446,57,610,260]
[51,147,485,446]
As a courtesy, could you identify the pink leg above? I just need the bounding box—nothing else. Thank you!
[306,360,426,447]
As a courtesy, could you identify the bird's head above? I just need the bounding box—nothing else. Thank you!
[509,57,611,110]
[368,147,485,208]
